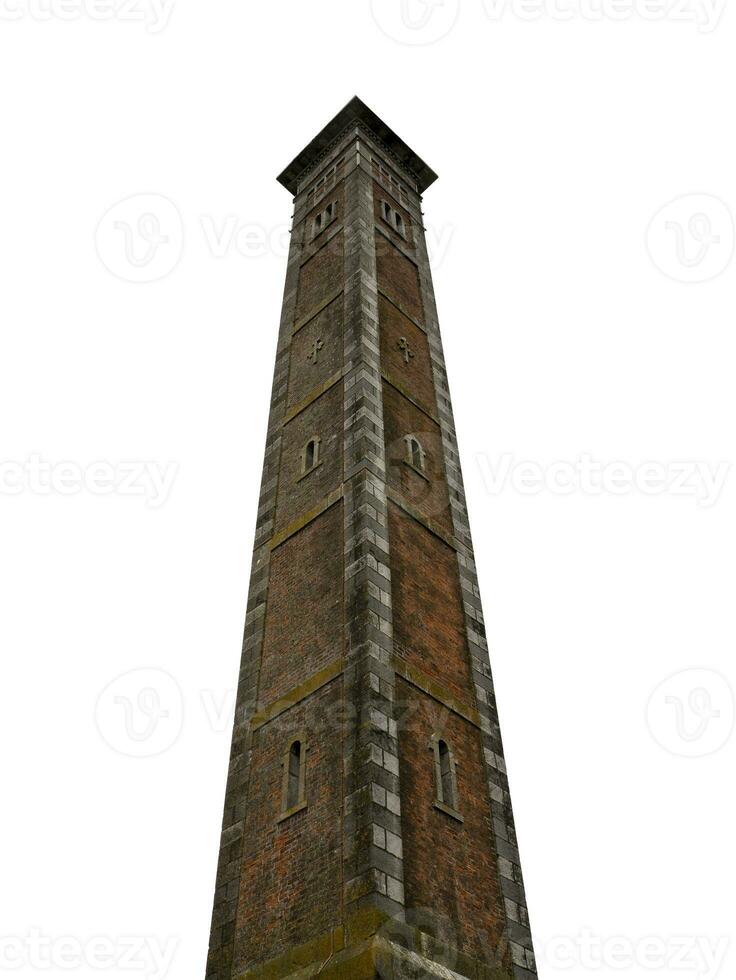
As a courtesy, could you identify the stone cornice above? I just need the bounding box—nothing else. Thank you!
[277,96,438,196]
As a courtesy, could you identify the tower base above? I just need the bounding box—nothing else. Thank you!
[235,912,511,980]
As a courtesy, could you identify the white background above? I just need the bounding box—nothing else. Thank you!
[1,1,735,978]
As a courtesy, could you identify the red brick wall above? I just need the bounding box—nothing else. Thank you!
[382,382,452,535]
[287,297,343,410]
[388,502,472,705]
[376,234,424,325]
[294,231,344,324]
[274,382,343,534]
[396,679,508,969]
[378,293,436,415]
[234,677,344,971]
[259,503,343,705]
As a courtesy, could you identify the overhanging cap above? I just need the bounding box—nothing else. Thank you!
[277,96,438,195]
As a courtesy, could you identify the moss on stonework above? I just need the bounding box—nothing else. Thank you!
[236,925,513,980]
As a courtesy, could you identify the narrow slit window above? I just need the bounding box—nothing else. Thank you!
[286,741,302,810]
[439,741,454,809]
[395,212,404,235]
[383,201,392,221]
[280,736,307,819]
[432,736,461,819]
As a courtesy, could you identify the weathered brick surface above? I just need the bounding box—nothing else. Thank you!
[294,231,344,324]
[382,381,452,534]
[396,678,509,971]
[376,235,424,325]
[388,502,473,705]
[378,293,436,415]
[258,503,343,705]
[287,297,343,410]
[233,678,344,972]
[274,382,343,534]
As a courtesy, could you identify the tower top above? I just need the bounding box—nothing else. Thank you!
[277,95,438,195]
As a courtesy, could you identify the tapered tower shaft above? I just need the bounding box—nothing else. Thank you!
[207,97,536,980]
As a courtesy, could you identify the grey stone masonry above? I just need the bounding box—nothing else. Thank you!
[339,141,406,921]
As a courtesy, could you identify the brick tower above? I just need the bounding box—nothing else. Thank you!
[207,97,536,980]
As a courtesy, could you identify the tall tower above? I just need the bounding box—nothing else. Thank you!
[207,98,536,980]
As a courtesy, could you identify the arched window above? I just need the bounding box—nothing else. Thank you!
[280,736,307,820]
[301,436,321,475]
[431,735,462,821]
[404,435,425,472]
